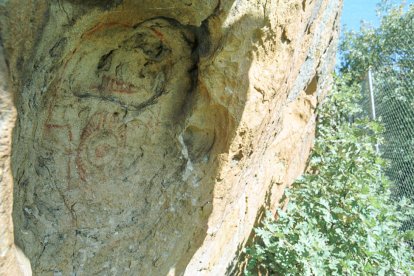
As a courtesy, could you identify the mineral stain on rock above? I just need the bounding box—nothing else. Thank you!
[0,0,342,275]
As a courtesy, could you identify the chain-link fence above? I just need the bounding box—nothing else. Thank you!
[361,60,414,233]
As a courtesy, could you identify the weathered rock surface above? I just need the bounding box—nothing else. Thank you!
[0,0,341,275]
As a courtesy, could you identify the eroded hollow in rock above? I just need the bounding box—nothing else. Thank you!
[12,17,215,275]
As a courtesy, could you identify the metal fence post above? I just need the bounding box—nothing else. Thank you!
[368,67,377,121]
[368,67,380,154]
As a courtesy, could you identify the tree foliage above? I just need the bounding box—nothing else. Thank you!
[341,3,414,220]
[340,3,414,79]
[244,75,414,275]
[244,3,414,275]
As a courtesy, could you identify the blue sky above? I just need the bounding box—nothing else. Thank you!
[341,0,414,31]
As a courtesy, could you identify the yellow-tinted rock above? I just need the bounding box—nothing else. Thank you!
[0,0,342,275]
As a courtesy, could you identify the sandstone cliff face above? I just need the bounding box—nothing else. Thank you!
[0,0,341,275]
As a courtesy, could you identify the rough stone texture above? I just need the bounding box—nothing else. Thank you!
[0,0,342,275]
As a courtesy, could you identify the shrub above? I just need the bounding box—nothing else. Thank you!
[244,75,414,275]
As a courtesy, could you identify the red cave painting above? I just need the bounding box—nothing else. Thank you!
[76,112,126,181]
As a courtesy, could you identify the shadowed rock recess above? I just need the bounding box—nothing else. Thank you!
[0,0,342,275]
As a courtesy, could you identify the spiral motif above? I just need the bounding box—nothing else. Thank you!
[76,112,125,181]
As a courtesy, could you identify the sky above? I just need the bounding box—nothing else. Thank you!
[341,0,414,31]
[338,0,413,66]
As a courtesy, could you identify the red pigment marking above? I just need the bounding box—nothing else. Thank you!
[76,123,94,182]
[61,22,131,72]
[62,48,78,71]
[82,22,132,39]
[44,124,73,141]
[149,27,164,41]
[76,155,86,182]
[76,113,127,181]
[45,124,64,128]
[107,77,136,94]
[95,144,111,158]
[67,160,73,188]
[90,75,136,95]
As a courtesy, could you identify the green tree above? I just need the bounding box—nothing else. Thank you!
[340,3,414,231]
[244,75,414,276]
[244,3,414,275]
